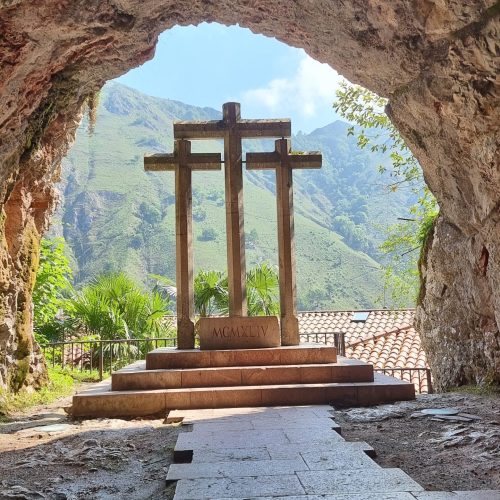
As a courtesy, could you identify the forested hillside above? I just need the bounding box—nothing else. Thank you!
[52,82,415,310]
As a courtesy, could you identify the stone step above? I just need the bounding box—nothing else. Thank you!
[111,357,373,391]
[172,468,423,499]
[166,448,383,480]
[71,373,415,418]
[145,344,337,370]
[185,441,376,463]
[175,426,345,451]
[167,457,312,481]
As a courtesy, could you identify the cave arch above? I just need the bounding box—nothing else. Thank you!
[0,1,498,391]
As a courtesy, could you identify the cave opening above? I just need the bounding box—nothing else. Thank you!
[1,2,498,392]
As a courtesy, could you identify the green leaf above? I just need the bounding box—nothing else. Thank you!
[333,81,440,307]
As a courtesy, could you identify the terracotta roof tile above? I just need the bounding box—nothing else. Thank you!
[298,309,431,393]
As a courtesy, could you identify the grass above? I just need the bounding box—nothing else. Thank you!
[449,384,500,397]
[0,366,102,419]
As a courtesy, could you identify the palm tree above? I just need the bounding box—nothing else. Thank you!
[70,272,173,340]
[194,270,228,317]
[150,273,177,301]
[150,263,280,318]
[193,263,279,317]
[246,263,280,316]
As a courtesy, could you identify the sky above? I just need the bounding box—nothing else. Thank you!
[116,23,346,134]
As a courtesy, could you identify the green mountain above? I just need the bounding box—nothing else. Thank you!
[53,82,414,310]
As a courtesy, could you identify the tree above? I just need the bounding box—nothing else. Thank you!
[149,273,177,301]
[138,201,161,224]
[334,82,420,188]
[246,263,280,316]
[198,228,217,241]
[332,215,372,253]
[193,263,280,317]
[193,206,207,222]
[194,270,228,317]
[333,82,438,306]
[69,272,173,340]
[246,229,259,249]
[152,263,280,319]
[32,237,74,343]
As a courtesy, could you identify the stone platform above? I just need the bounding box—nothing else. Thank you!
[168,405,423,499]
[71,345,415,418]
[166,406,500,499]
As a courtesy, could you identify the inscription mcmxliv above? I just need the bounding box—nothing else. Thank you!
[198,316,281,350]
[213,324,269,338]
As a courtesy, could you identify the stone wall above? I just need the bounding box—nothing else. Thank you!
[416,216,500,390]
[0,1,498,390]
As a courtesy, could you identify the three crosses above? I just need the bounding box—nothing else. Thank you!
[144,102,321,349]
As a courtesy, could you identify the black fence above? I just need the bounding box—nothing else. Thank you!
[41,337,177,380]
[374,367,433,394]
[300,332,346,356]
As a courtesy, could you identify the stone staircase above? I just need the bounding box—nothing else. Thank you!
[71,344,415,418]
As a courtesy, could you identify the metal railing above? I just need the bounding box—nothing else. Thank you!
[300,332,346,356]
[41,332,433,394]
[41,337,177,380]
[299,331,433,394]
[375,367,433,394]
[42,333,345,380]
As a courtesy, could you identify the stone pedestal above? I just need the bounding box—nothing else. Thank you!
[198,316,280,350]
[71,344,416,418]
[280,315,300,347]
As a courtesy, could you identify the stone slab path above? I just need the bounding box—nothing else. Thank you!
[166,405,500,499]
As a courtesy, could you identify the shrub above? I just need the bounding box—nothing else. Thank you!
[69,272,173,340]
[198,228,217,241]
[33,238,74,343]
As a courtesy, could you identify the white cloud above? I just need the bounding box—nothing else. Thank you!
[243,54,345,119]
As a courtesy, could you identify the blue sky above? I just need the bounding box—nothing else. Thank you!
[117,23,345,134]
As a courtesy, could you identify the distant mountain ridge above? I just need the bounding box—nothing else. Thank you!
[52,82,414,310]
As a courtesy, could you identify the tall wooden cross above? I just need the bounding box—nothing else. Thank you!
[246,139,322,345]
[144,139,222,349]
[174,102,291,317]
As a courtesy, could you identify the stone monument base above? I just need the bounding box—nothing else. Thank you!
[71,344,415,418]
[197,316,280,350]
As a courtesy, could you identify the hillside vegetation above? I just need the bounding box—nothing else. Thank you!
[53,82,415,310]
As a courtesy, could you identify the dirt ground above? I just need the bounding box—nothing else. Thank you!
[0,393,180,500]
[0,389,498,499]
[335,391,500,492]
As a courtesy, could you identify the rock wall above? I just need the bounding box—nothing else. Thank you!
[386,4,500,389]
[0,1,498,390]
[0,95,84,390]
[416,217,500,390]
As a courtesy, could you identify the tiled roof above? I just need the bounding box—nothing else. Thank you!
[298,309,415,345]
[298,309,431,393]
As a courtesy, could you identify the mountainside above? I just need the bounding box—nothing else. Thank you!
[53,82,414,310]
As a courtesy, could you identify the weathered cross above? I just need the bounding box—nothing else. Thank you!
[144,139,222,349]
[174,102,291,317]
[246,139,322,345]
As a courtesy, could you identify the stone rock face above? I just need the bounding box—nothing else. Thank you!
[0,105,83,390]
[416,217,500,390]
[0,1,498,390]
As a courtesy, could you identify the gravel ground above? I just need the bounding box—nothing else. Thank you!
[0,394,180,500]
[1,388,498,498]
[334,390,500,492]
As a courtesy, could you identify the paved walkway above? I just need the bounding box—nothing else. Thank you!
[166,405,499,500]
